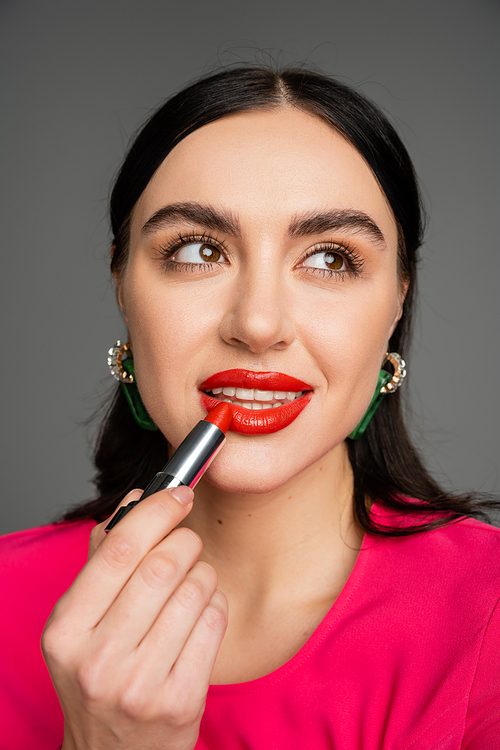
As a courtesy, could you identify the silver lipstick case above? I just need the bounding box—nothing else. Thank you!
[105,419,225,531]
[144,420,226,493]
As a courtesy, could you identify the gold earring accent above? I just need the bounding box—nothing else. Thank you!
[380,352,406,394]
[107,340,134,384]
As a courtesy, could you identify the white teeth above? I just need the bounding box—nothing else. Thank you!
[218,399,283,409]
[209,386,305,406]
[255,389,274,401]
[235,387,254,400]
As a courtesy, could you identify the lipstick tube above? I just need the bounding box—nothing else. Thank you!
[105,403,232,531]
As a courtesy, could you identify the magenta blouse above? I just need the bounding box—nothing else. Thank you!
[1,505,500,748]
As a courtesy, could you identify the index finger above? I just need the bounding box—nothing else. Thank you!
[53,485,194,633]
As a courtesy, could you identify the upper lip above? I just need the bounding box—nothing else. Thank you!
[199,369,313,391]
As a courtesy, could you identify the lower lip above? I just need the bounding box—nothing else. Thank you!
[200,392,312,435]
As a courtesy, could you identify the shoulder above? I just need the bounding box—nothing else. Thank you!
[425,515,500,604]
[370,503,500,563]
[412,512,500,567]
[444,513,500,558]
[0,519,96,627]
[359,511,500,741]
[432,514,500,621]
[367,508,500,616]
[0,518,96,572]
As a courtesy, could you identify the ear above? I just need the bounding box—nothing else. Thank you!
[111,244,128,323]
[388,277,409,339]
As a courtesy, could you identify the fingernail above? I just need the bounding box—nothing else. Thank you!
[170,486,194,506]
[125,488,143,502]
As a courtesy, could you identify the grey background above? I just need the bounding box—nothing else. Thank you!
[1,0,498,535]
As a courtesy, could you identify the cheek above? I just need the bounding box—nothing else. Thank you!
[300,281,398,359]
[119,274,223,435]
[298,282,400,422]
[123,266,212,356]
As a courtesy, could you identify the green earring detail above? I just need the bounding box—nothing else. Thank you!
[107,342,406,439]
[348,352,406,440]
[107,341,158,431]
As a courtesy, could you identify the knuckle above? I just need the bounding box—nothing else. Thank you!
[89,526,99,545]
[167,706,198,730]
[163,692,202,728]
[76,665,97,701]
[201,601,228,632]
[41,609,72,662]
[174,576,208,609]
[99,533,137,572]
[141,552,180,589]
[151,493,180,525]
[118,683,151,719]
[40,622,60,661]
[75,643,117,703]
[74,659,106,703]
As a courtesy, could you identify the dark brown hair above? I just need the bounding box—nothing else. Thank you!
[62,66,498,535]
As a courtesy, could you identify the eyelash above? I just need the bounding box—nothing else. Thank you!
[156,232,228,273]
[155,232,365,279]
[300,242,365,280]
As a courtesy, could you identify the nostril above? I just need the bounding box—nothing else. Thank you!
[218,301,296,353]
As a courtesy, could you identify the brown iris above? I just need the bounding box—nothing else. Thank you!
[324,252,344,270]
[199,244,221,262]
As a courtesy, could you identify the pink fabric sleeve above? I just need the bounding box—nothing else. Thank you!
[462,594,500,748]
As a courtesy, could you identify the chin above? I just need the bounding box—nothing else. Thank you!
[201,441,345,496]
[204,471,291,496]
[202,452,292,494]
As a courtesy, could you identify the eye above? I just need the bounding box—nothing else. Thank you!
[302,251,347,271]
[173,242,223,263]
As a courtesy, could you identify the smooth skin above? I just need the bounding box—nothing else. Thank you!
[42,106,406,748]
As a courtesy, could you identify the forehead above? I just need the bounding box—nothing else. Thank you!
[132,107,398,247]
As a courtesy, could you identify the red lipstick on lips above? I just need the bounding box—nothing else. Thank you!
[199,369,313,435]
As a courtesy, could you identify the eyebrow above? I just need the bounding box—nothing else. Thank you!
[141,202,240,237]
[288,209,387,247]
[142,202,386,248]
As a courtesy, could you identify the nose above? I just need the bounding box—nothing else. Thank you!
[219,265,296,354]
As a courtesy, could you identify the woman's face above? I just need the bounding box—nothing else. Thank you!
[118,107,404,493]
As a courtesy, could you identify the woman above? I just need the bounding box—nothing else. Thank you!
[2,67,499,749]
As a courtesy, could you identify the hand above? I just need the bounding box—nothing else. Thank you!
[42,486,228,750]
